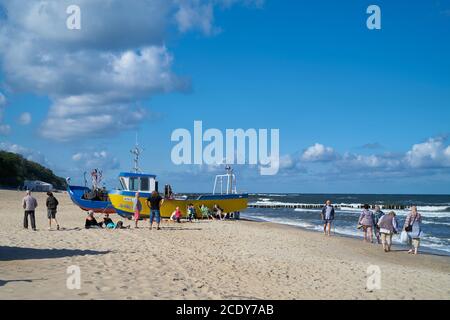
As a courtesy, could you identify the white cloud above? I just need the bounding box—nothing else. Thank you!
[72,150,120,171]
[0,141,49,165]
[405,137,450,168]
[0,0,261,141]
[0,92,10,135]
[301,143,338,162]
[18,112,32,125]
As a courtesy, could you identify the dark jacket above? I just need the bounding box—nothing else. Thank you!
[46,196,59,210]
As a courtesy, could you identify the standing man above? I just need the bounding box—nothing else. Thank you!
[321,200,335,237]
[147,191,164,230]
[23,190,38,231]
[46,192,60,231]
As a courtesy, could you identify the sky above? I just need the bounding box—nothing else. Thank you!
[0,0,450,194]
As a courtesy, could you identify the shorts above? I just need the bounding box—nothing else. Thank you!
[150,210,161,224]
[47,209,57,219]
[323,219,333,224]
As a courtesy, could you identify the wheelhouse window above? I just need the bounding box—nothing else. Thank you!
[119,177,128,190]
[129,177,139,191]
[140,177,150,191]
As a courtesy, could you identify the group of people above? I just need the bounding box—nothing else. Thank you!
[322,200,423,255]
[22,190,61,231]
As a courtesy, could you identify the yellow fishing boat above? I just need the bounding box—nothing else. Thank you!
[108,145,248,219]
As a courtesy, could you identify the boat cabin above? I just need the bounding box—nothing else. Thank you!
[118,172,158,193]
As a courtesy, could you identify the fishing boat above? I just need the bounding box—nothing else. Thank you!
[67,169,116,214]
[108,145,248,219]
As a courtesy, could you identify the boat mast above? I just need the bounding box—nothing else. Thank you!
[130,133,143,173]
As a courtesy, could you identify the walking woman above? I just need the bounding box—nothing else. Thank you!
[358,204,374,243]
[377,211,398,252]
[403,206,422,255]
[133,192,142,229]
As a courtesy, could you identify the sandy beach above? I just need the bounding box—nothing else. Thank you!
[0,189,449,300]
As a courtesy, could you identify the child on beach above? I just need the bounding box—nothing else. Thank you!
[133,192,142,229]
[46,192,60,231]
[358,204,374,243]
[403,206,423,255]
[170,207,182,223]
[321,200,335,236]
[187,204,196,222]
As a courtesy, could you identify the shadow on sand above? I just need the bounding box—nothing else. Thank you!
[0,246,110,262]
[0,278,45,287]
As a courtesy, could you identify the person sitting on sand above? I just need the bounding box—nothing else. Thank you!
[102,214,130,229]
[358,204,374,243]
[170,207,182,223]
[85,211,103,229]
[200,205,214,220]
[46,192,60,231]
[321,200,335,236]
[133,192,142,229]
[377,211,398,253]
[213,204,224,220]
[187,204,196,222]
[373,206,385,244]
[403,206,423,255]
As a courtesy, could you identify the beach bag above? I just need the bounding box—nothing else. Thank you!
[400,231,409,244]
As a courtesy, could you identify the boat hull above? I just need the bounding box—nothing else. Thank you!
[68,185,116,214]
[108,190,248,219]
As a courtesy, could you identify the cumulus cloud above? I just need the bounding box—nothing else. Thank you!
[405,137,450,168]
[18,112,32,125]
[0,92,10,135]
[0,141,49,166]
[301,143,338,162]
[0,0,261,141]
[281,136,450,179]
[72,150,120,171]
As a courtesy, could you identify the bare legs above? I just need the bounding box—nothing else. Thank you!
[363,227,373,243]
[323,222,332,236]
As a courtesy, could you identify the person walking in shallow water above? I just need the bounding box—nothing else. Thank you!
[321,200,335,236]
[377,211,398,252]
[358,204,374,243]
[373,206,385,244]
[403,206,423,255]
[22,190,38,231]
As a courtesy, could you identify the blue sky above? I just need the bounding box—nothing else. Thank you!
[1,0,450,194]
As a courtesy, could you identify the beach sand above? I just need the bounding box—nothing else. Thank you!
[0,189,449,300]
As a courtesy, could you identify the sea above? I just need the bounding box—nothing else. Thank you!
[243,194,450,256]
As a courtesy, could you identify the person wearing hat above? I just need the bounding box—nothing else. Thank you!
[46,192,60,230]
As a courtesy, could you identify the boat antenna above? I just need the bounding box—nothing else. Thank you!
[130,133,143,173]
